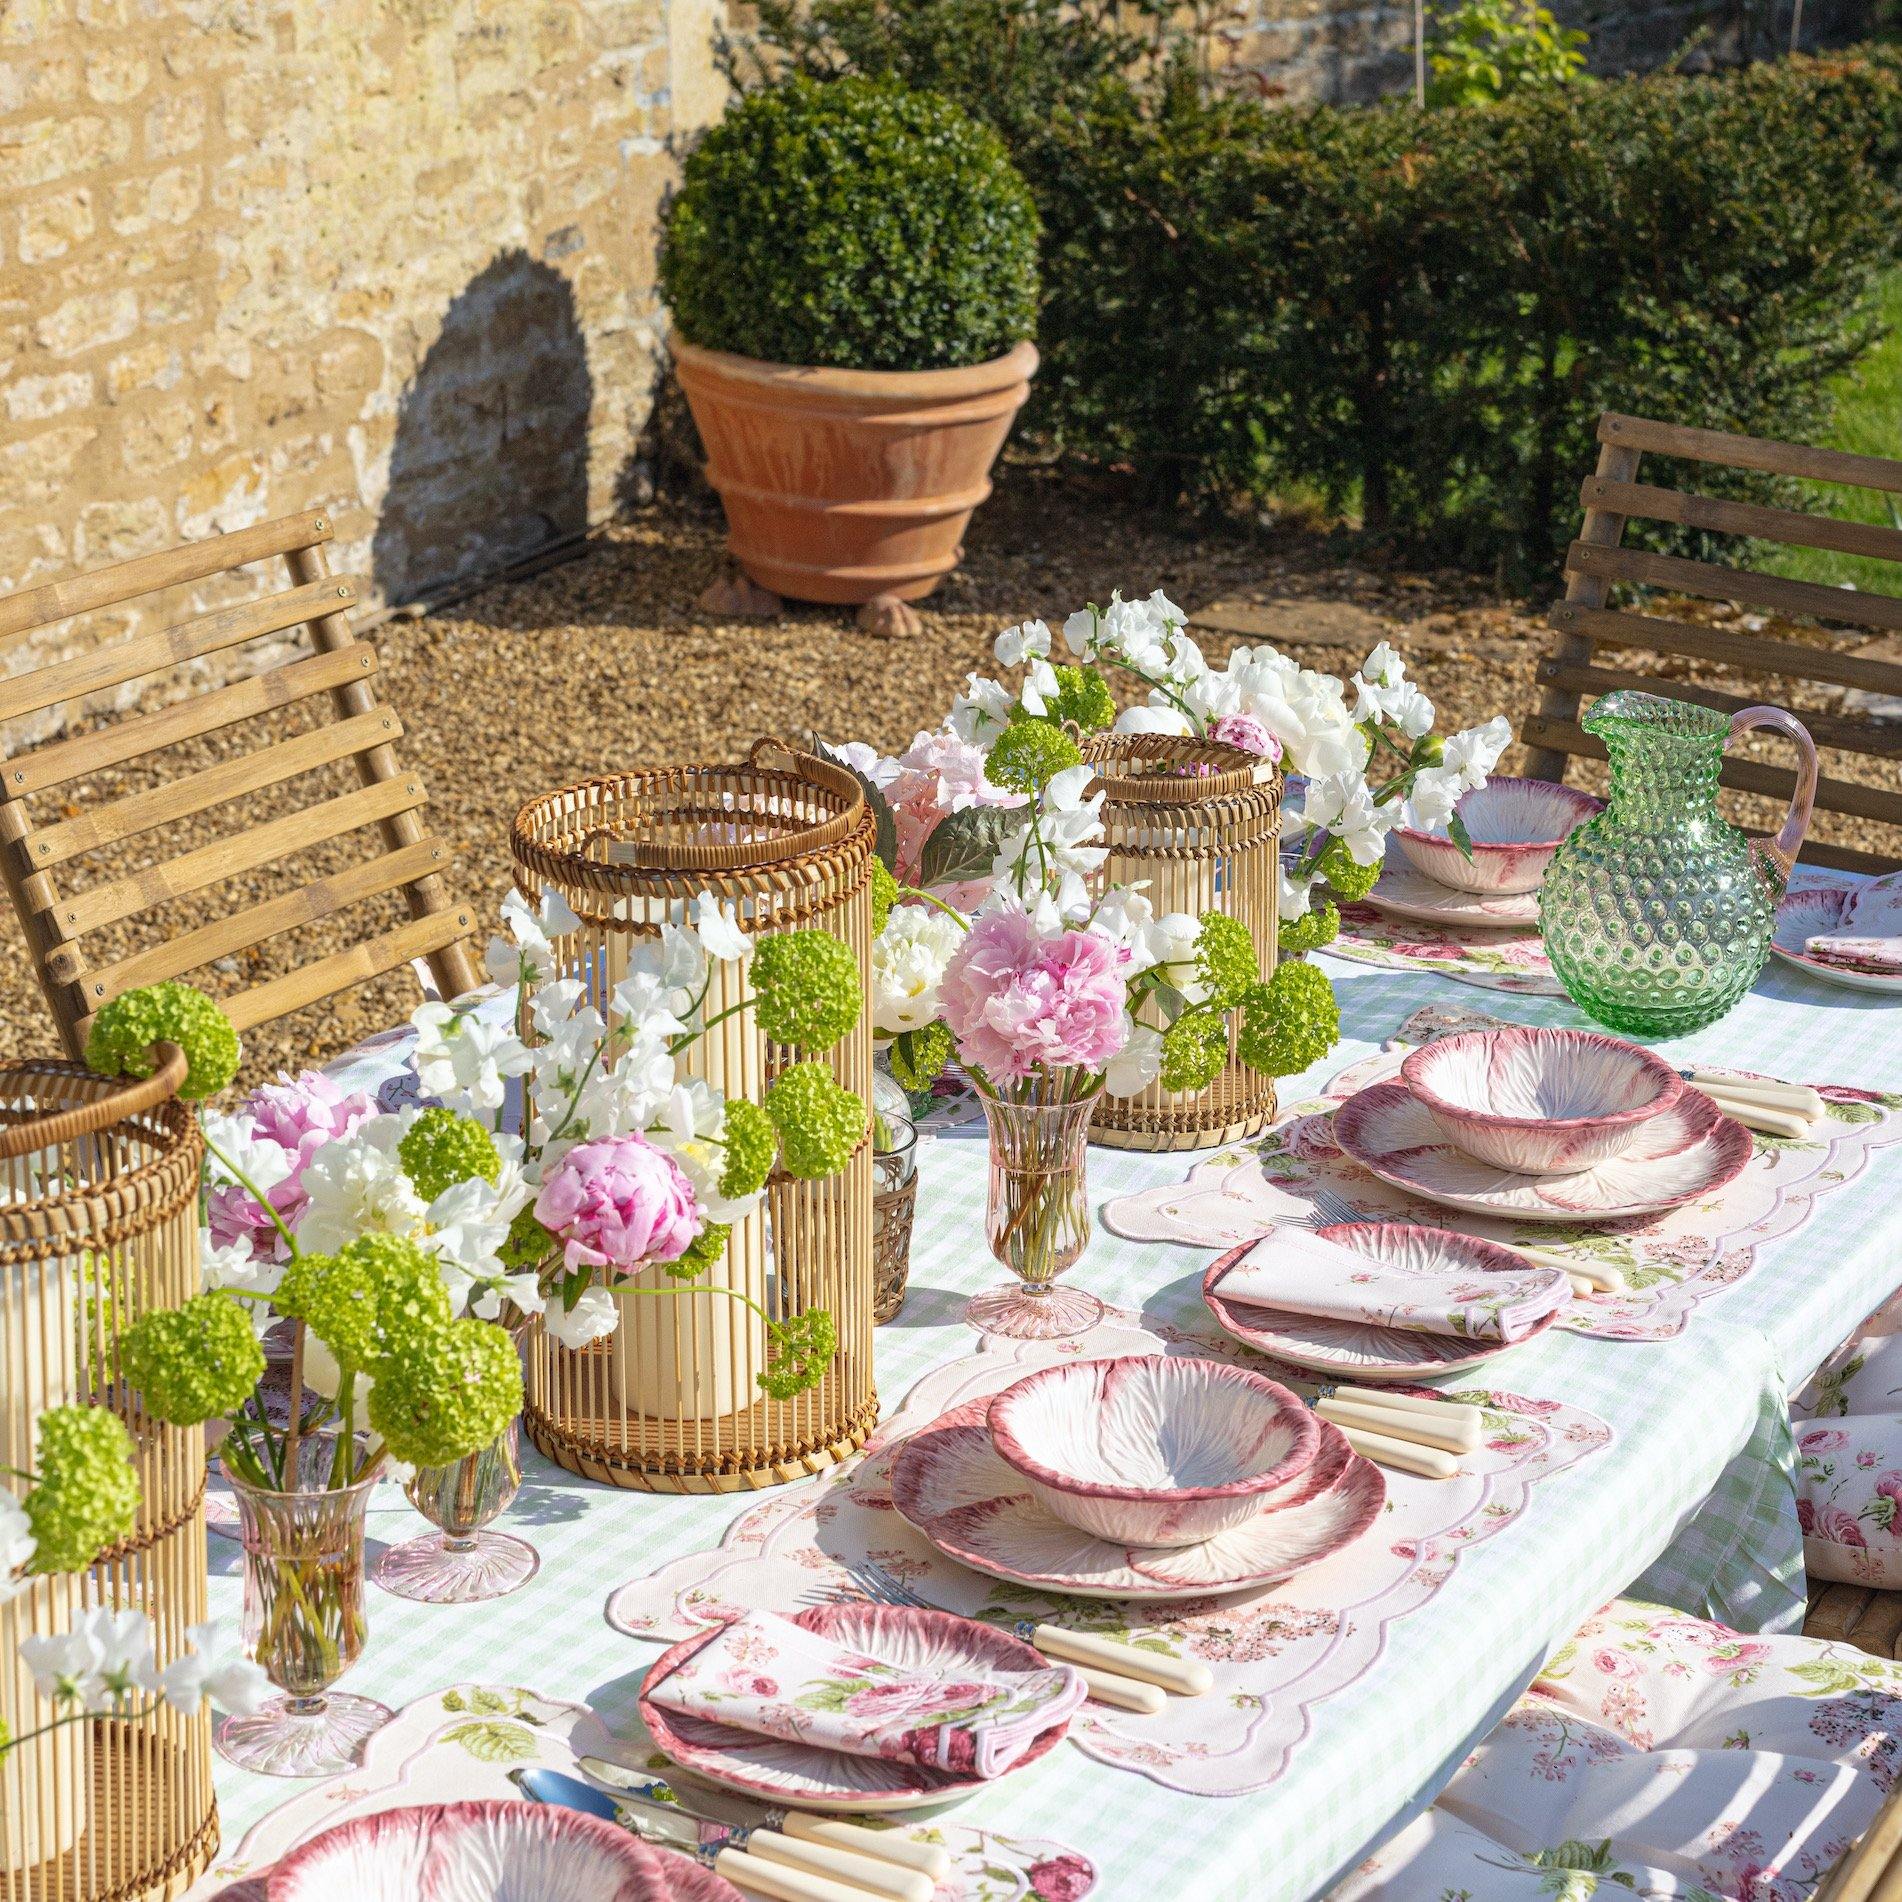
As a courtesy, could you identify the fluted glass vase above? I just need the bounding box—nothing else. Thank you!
[968,1078,1101,1340]
[375,1418,538,1604]
[215,1438,392,1777]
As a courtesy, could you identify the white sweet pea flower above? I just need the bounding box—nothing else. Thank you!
[23,1607,155,1712]
[1113,704,1194,737]
[693,889,753,962]
[1143,911,1202,985]
[1087,887,1157,969]
[1327,779,1397,866]
[300,1330,368,1405]
[199,1112,292,1198]
[1278,863,1317,923]
[994,619,1052,668]
[1442,715,1513,790]
[1360,640,1406,688]
[412,1004,532,1115]
[1383,678,1436,739]
[1404,766,1463,832]
[529,977,585,1039]
[487,886,580,989]
[545,1284,619,1348]
[295,1119,428,1254]
[1104,1022,1164,1098]
[872,904,964,1034]
[993,765,1107,895]
[156,1621,271,1717]
[832,740,902,789]
[1018,656,1061,719]
[0,1490,36,1602]
[1061,606,1098,657]
[948,673,1015,744]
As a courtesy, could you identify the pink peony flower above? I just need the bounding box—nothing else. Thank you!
[886,730,1023,881]
[938,908,1129,1084]
[1209,712,1280,760]
[1592,1648,1637,1679]
[208,1070,376,1257]
[534,1134,700,1273]
[1028,1854,1095,1902]
[1816,1505,1868,1549]
[1800,1428,1850,1455]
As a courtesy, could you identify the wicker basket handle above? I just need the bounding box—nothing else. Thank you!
[747,735,802,774]
[0,1042,189,1159]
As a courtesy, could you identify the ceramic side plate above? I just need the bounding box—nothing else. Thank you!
[265,1800,725,1901]
[1398,1025,1682,1176]
[1773,886,1902,997]
[1203,1224,1563,1379]
[1365,851,1543,929]
[890,1398,1384,1601]
[638,1603,1070,1811]
[1333,1081,1753,1222]
[1391,777,1603,895]
[984,1356,1319,1548]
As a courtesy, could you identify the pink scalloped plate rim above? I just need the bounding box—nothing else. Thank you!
[1332,1080,1753,1223]
[1773,887,1902,996]
[1365,854,1543,929]
[1201,1224,1562,1379]
[888,1399,1384,1601]
[637,1602,1069,1811]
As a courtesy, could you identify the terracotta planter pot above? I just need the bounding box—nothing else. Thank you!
[674,338,1037,614]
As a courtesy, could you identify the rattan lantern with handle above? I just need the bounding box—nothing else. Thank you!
[1082,733,1282,1151]
[511,742,877,1493]
[1,1046,214,1902]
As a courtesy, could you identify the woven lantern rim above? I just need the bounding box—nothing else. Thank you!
[1082,731,1273,802]
[511,742,868,891]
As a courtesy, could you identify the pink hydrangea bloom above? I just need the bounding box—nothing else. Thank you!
[1209,711,1281,761]
[939,908,1129,1084]
[208,1070,375,1258]
[534,1133,700,1273]
[886,729,1022,882]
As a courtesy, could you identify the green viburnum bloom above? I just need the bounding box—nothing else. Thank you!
[398,1107,502,1203]
[1278,900,1342,958]
[1009,664,1115,736]
[275,1234,453,1376]
[665,1220,731,1282]
[719,1098,777,1199]
[751,930,863,1051]
[499,1206,557,1276]
[120,1292,264,1429]
[1159,1007,1230,1092]
[23,1406,140,1574]
[1236,960,1341,1078]
[84,981,240,1100]
[985,716,1082,795]
[765,1063,867,1179]
[888,1020,954,1091]
[761,1307,838,1401]
[1316,837,1381,904]
[1193,912,1259,1009]
[869,857,898,935]
[366,1318,523,1470]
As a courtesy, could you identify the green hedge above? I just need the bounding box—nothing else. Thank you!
[739,16,1902,578]
[659,75,1039,373]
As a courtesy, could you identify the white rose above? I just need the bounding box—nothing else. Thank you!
[872,905,966,1034]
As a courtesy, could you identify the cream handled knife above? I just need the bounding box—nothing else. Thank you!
[1681,1069,1824,1120]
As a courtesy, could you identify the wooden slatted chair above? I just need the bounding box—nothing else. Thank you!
[1523,411,1902,873]
[1817,1775,1902,1902]
[0,508,479,1059]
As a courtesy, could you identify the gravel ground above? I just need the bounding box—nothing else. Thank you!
[3,467,1894,1081]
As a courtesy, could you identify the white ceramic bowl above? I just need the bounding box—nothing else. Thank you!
[267,1800,735,1901]
[1399,1026,1684,1177]
[985,1355,1319,1548]
[1393,777,1602,894]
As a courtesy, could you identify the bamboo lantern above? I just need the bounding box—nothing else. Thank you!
[511,742,878,1493]
[1082,733,1282,1151]
[0,1047,214,1902]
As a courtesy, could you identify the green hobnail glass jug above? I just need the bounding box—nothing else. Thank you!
[1539,690,1817,1038]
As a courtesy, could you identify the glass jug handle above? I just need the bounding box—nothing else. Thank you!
[1726,705,1817,887]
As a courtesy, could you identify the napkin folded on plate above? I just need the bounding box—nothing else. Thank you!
[1806,873,1902,972]
[650,1611,1087,1778]
[1217,1227,1572,1343]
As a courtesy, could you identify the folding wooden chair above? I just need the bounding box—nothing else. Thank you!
[1523,412,1902,873]
[1817,1772,1902,1902]
[0,508,480,1060]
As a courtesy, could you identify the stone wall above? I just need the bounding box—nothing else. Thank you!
[0,0,735,696]
[1213,0,1872,103]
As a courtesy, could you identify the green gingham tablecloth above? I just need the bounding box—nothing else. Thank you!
[199,948,1902,1902]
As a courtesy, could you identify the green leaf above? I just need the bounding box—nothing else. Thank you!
[441,1719,537,1763]
[919,803,1015,886]
[1446,810,1475,861]
[793,1679,864,1712]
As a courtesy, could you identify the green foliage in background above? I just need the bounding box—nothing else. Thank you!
[1426,0,1588,107]
[658,75,1039,372]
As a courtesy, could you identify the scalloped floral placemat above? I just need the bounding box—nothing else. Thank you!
[186,1684,1095,1902]
[1103,1044,1902,1343]
[1325,901,1563,995]
[606,1312,1609,1799]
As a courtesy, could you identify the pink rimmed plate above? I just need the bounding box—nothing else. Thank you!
[1333,1081,1753,1222]
[1365,851,1542,930]
[637,1603,1070,1812]
[1772,886,1902,997]
[888,1398,1383,1602]
[1202,1223,1562,1380]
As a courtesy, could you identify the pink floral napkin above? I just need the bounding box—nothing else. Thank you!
[648,1611,1087,1778]
[1215,1227,1572,1343]
[1805,872,1902,971]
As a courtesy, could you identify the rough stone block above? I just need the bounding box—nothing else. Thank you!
[35,287,138,357]
[4,370,94,421]
[77,495,170,564]
[17,189,95,266]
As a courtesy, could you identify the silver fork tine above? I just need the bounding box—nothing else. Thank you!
[848,1557,928,1607]
[1308,1187,1363,1226]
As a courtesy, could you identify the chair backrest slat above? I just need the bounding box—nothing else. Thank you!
[0,511,474,1058]
[1526,413,1902,872]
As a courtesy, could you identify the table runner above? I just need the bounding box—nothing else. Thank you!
[1103,1045,1902,1343]
[607,1311,1609,1797]
[194,939,1902,1902]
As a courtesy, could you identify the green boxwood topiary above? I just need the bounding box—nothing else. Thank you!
[659,76,1039,373]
